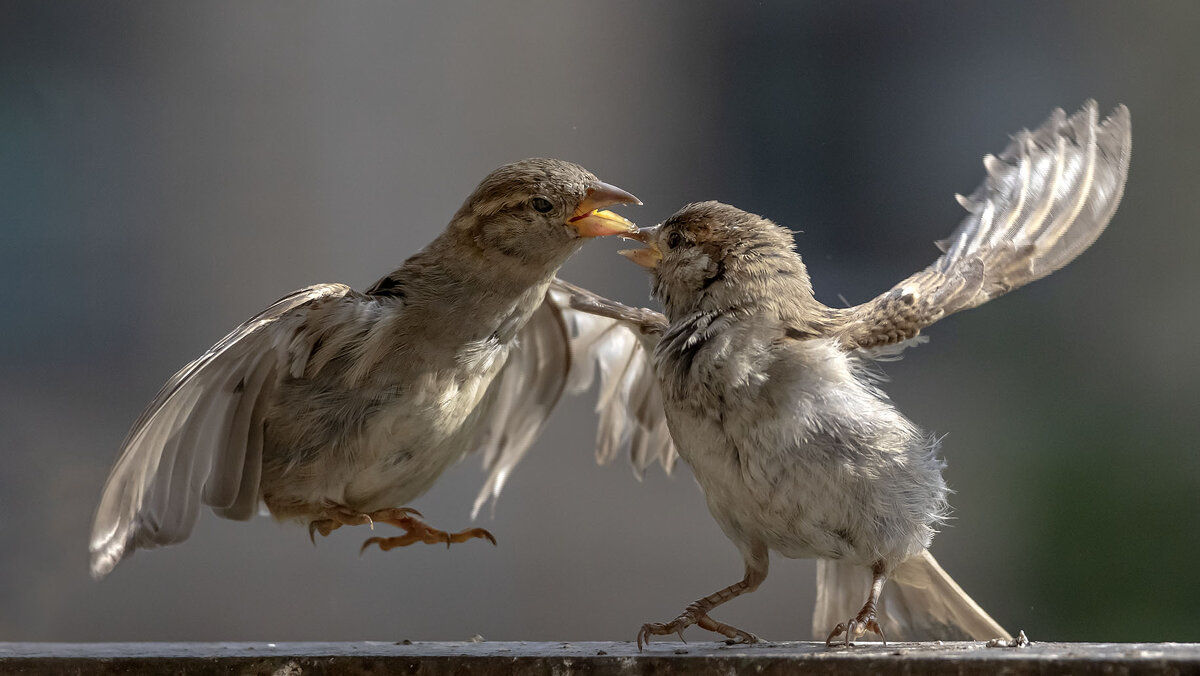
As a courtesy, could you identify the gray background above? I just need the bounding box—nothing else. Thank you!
[2,1,1197,643]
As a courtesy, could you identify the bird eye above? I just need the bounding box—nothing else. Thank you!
[666,231,683,249]
[531,197,554,213]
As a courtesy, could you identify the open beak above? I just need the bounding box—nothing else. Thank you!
[618,225,662,268]
[568,181,641,238]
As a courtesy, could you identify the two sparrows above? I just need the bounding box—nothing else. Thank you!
[91,101,1131,647]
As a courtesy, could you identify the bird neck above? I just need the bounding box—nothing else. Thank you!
[663,260,826,330]
[383,228,558,346]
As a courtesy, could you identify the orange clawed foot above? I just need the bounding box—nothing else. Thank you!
[308,502,385,544]
[358,507,496,553]
[825,610,886,647]
[306,503,497,552]
[637,604,759,651]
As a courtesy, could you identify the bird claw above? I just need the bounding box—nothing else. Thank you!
[359,518,496,553]
[308,521,323,545]
[637,620,687,651]
[825,615,885,647]
[309,502,379,543]
[307,518,342,544]
[636,609,758,651]
[307,504,491,553]
[360,536,384,556]
[723,629,760,645]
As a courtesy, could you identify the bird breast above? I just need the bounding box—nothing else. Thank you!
[261,336,509,517]
[656,315,944,565]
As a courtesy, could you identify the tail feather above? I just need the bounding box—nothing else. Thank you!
[813,550,1008,641]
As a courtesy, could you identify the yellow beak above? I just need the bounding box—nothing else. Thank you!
[618,225,662,268]
[569,181,641,238]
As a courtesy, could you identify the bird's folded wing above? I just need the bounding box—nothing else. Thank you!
[89,283,353,579]
[826,100,1131,352]
[471,279,675,518]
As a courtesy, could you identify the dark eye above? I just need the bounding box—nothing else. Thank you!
[531,197,554,213]
[666,231,683,249]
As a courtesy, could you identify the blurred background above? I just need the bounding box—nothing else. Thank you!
[2,0,1197,644]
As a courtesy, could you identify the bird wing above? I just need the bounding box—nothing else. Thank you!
[824,101,1131,352]
[471,279,676,518]
[554,279,675,477]
[89,283,354,579]
[469,285,573,519]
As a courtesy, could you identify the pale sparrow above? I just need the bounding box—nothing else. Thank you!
[567,101,1131,646]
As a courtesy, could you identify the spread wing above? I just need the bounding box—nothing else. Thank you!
[554,280,674,477]
[89,283,354,579]
[470,287,573,519]
[825,101,1131,351]
[471,279,675,518]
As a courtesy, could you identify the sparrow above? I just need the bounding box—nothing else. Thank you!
[565,101,1131,646]
[89,158,642,579]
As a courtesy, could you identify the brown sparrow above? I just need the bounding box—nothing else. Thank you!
[89,158,640,579]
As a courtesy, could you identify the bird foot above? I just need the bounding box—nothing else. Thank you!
[308,502,407,544]
[637,605,759,651]
[825,611,886,647]
[359,507,496,553]
[307,504,495,551]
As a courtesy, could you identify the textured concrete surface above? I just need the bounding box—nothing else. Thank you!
[2,641,1199,675]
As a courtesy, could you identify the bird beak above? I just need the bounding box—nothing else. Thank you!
[568,181,642,238]
[618,225,662,268]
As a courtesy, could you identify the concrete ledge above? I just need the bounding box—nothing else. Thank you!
[2,640,1199,675]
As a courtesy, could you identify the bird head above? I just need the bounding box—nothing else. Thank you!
[454,158,640,273]
[620,201,814,320]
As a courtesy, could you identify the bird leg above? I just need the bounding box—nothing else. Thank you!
[637,551,767,651]
[825,561,888,647]
[359,507,496,552]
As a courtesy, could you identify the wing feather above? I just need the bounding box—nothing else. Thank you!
[827,101,1131,351]
[554,280,675,478]
[89,283,352,578]
[470,289,573,519]
[469,279,676,518]
[213,368,271,521]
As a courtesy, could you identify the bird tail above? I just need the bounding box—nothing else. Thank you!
[813,550,1009,641]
